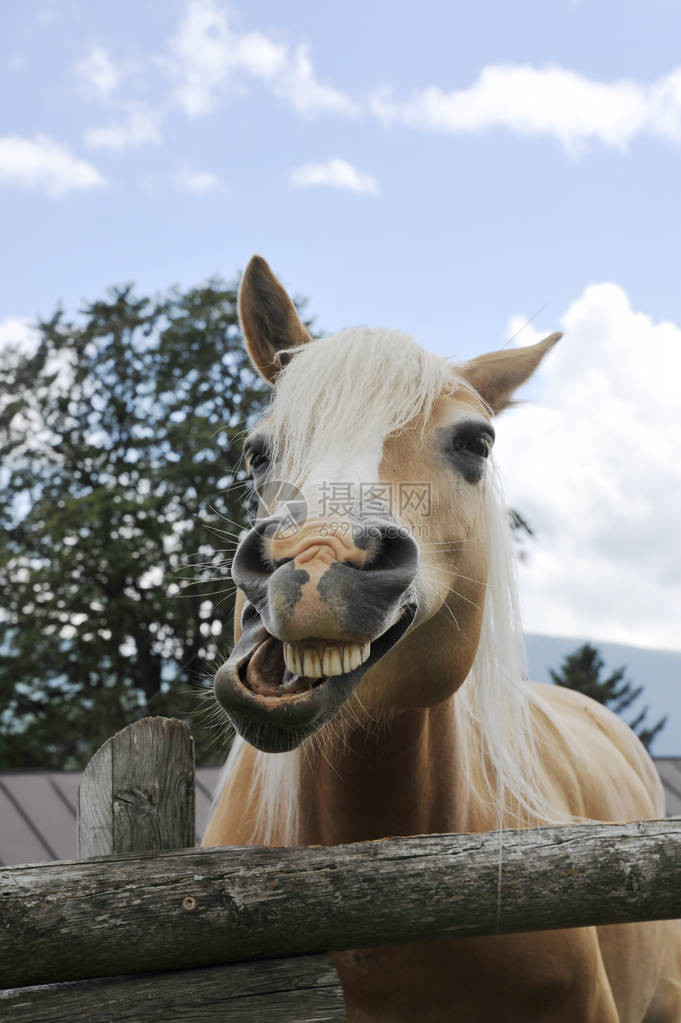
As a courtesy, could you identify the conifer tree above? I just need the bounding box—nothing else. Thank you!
[550,642,667,750]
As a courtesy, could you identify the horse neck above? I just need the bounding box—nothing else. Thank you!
[295,696,482,846]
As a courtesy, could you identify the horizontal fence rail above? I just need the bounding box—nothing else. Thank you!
[2,817,681,991]
[0,955,344,1023]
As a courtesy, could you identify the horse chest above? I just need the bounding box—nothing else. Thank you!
[332,931,612,1023]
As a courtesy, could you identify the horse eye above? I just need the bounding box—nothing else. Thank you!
[451,425,494,460]
[248,451,270,474]
[245,439,271,475]
[455,434,492,459]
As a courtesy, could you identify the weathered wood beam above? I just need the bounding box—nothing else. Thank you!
[0,954,344,1023]
[2,817,680,989]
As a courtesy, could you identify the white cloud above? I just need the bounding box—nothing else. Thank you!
[69,18,681,160]
[175,167,221,193]
[494,285,681,650]
[0,134,105,196]
[167,0,357,118]
[269,44,356,116]
[74,46,162,150]
[75,46,122,99]
[85,106,162,150]
[371,64,681,153]
[289,158,378,195]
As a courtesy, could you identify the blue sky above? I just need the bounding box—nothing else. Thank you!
[2,0,680,651]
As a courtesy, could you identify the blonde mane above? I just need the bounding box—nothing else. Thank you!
[214,328,567,844]
[267,327,457,484]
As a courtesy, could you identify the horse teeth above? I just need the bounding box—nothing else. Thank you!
[283,642,302,676]
[342,644,364,672]
[323,647,344,676]
[303,648,322,679]
[283,641,372,678]
[349,645,363,671]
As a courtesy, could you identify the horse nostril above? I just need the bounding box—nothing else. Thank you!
[357,525,419,577]
[232,517,419,624]
[231,522,274,607]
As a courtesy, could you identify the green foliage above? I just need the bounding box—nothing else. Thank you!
[550,642,667,751]
[0,279,271,768]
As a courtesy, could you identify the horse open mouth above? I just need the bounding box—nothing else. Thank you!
[214,601,417,752]
[241,634,374,697]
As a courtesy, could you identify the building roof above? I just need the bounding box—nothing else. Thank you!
[1,760,679,867]
[0,765,221,867]
[653,758,681,816]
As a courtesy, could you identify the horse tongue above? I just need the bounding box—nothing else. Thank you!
[245,637,285,696]
[281,670,316,694]
[245,637,319,697]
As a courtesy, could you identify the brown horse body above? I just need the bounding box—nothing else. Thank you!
[204,256,681,1021]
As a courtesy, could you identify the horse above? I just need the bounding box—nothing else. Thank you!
[204,255,681,1022]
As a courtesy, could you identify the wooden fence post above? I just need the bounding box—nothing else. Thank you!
[77,716,195,857]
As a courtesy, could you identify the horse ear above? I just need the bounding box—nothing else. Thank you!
[460,332,562,413]
[238,255,314,384]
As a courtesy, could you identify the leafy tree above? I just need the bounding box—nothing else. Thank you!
[0,279,273,768]
[550,642,667,750]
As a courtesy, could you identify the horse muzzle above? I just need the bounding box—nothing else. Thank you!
[213,516,419,751]
[214,600,417,751]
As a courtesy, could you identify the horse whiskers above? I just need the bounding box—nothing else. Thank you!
[174,575,233,587]
[202,526,245,542]
[334,703,368,747]
[192,703,229,731]
[192,689,221,712]
[202,510,249,530]
[206,507,254,532]
[185,546,236,556]
[174,560,233,575]
[307,726,344,781]
[175,562,233,576]
[173,586,236,599]
[183,551,235,565]
[425,565,487,587]
[428,577,483,612]
[440,597,462,633]
[348,690,379,732]
[212,478,254,492]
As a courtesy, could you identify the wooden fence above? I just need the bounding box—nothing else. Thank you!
[1,716,680,1022]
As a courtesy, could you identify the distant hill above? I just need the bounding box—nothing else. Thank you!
[525,634,681,756]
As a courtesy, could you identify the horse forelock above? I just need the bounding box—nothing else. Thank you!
[265,327,459,485]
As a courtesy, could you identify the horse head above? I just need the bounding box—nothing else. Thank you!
[214,256,560,752]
